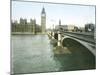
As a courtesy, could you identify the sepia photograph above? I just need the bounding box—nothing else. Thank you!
[11,0,96,74]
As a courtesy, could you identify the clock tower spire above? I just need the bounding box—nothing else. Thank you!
[41,7,46,34]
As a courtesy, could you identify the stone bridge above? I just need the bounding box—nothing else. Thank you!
[48,31,96,56]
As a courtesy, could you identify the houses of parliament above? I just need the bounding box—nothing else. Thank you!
[11,7,46,34]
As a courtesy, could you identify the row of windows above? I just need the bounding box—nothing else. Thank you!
[11,25,41,32]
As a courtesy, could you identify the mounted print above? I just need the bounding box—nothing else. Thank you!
[11,0,96,75]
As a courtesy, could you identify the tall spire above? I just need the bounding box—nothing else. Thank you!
[41,7,45,14]
[41,7,46,34]
[59,19,61,25]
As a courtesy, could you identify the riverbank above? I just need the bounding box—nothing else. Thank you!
[11,32,48,35]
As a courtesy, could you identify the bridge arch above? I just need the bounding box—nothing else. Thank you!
[61,36,95,56]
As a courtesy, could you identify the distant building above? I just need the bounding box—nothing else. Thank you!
[11,18,39,33]
[59,19,61,25]
[12,7,46,34]
[20,18,27,25]
[55,25,79,32]
[30,19,36,33]
[85,23,95,32]
[41,7,46,33]
[78,27,85,32]
[55,20,67,31]
[55,25,68,31]
[67,25,75,32]
[55,20,78,32]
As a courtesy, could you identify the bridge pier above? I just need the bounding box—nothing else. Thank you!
[52,31,71,54]
[52,31,55,39]
[57,31,62,47]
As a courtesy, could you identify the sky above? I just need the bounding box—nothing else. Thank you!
[12,0,95,28]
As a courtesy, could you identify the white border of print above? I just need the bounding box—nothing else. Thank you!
[0,0,99,75]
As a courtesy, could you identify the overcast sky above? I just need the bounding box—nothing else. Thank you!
[12,0,95,28]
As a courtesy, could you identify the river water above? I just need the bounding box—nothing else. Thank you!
[11,35,95,74]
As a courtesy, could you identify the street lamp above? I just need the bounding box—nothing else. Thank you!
[50,19,55,31]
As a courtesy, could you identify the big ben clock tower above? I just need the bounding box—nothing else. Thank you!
[41,7,46,34]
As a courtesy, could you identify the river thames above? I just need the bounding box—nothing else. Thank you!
[11,34,95,74]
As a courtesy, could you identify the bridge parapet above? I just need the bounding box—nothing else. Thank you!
[62,32,95,44]
[63,31,94,36]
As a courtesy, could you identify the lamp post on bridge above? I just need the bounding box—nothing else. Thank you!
[57,31,62,47]
[50,19,55,39]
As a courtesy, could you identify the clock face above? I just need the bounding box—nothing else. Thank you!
[41,14,46,16]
